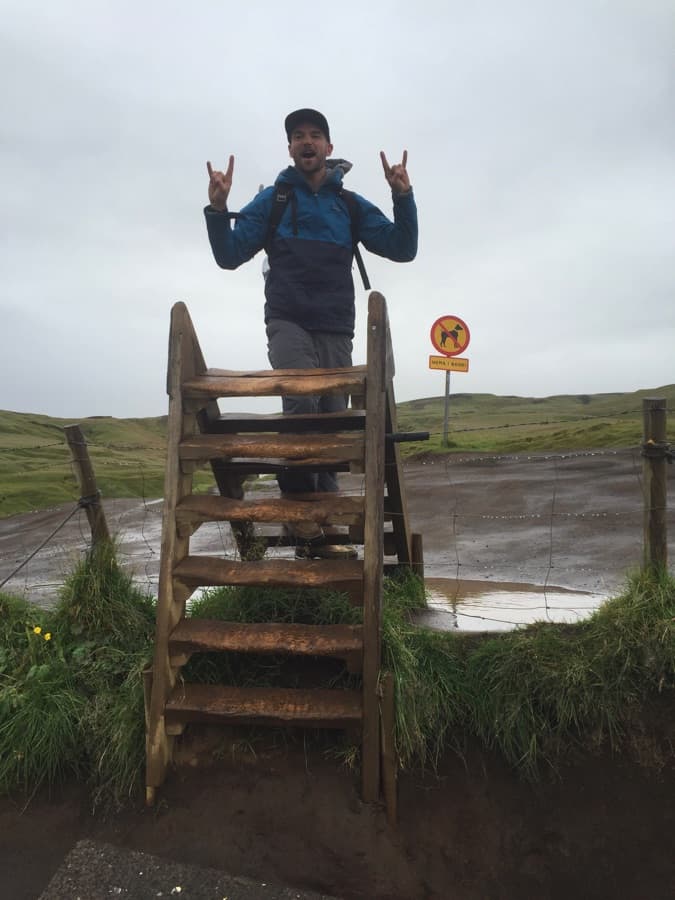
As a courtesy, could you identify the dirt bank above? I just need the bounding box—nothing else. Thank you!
[3,711,674,900]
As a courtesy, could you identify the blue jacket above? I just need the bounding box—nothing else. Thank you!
[204,164,418,336]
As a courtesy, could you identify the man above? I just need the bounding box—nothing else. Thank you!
[205,108,418,557]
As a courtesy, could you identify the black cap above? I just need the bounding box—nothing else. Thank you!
[284,108,330,142]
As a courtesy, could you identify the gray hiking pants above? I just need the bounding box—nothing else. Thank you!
[266,318,353,494]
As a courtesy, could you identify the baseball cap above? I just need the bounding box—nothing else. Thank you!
[284,108,330,142]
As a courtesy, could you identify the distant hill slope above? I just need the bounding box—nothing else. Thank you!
[0,411,169,518]
[396,384,675,455]
[1,385,673,517]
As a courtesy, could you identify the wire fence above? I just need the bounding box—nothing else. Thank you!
[0,406,672,629]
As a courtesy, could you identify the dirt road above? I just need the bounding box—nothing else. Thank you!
[1,449,668,609]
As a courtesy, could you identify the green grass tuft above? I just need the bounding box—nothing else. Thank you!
[54,540,155,646]
[1,555,673,805]
[0,651,85,793]
[0,547,154,808]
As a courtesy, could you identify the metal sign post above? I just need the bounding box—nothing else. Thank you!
[442,370,451,446]
[428,315,470,447]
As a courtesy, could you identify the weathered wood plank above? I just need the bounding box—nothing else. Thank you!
[165,684,362,729]
[192,458,353,475]
[175,494,365,527]
[204,365,367,378]
[385,386,413,565]
[169,619,363,659]
[411,532,424,580]
[642,397,668,570]
[147,302,204,794]
[211,409,367,433]
[380,671,398,826]
[362,290,387,803]
[173,555,363,589]
[183,371,367,399]
[179,432,365,463]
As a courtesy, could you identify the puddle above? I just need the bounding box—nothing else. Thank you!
[414,578,607,632]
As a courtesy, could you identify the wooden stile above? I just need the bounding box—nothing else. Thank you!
[145,294,422,813]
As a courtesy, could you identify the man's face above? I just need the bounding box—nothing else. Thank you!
[288,122,333,176]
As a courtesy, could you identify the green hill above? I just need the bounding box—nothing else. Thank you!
[0,411,169,518]
[396,384,675,455]
[1,384,673,517]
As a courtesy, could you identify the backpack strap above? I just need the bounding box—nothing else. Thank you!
[264,186,297,255]
[338,189,371,291]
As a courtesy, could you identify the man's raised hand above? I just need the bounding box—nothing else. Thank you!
[206,155,235,211]
[380,150,410,195]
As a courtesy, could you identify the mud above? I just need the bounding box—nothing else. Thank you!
[3,727,675,900]
[1,449,666,617]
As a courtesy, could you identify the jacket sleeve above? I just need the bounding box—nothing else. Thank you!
[204,191,270,270]
[354,190,418,262]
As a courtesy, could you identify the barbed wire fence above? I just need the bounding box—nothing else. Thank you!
[0,401,671,629]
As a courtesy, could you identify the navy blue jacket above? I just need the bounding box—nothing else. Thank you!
[204,164,418,337]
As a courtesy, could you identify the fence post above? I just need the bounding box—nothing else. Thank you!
[641,398,668,572]
[64,424,110,547]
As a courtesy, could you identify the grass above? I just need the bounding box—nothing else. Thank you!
[2,383,673,516]
[396,383,675,456]
[0,547,673,809]
[0,409,212,517]
[0,542,155,808]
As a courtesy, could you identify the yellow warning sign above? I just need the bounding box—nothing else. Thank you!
[429,355,469,372]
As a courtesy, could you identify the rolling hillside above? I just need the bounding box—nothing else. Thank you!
[1,384,673,517]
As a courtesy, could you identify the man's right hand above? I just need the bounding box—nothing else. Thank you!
[206,156,234,211]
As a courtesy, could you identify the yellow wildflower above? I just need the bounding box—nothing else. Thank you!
[44,633,52,641]
[33,626,42,635]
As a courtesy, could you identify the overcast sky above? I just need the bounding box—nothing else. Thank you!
[2,0,673,418]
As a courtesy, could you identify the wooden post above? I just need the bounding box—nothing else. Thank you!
[380,671,398,827]
[642,398,668,571]
[411,532,424,580]
[362,292,387,803]
[146,302,202,800]
[64,424,110,546]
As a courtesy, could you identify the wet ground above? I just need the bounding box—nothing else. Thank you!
[1,449,669,627]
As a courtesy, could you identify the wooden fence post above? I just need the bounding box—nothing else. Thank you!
[642,398,668,572]
[64,424,110,547]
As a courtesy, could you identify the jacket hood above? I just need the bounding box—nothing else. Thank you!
[275,158,353,190]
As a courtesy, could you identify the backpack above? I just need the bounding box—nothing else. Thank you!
[264,185,371,290]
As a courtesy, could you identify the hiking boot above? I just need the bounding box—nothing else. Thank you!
[281,504,358,559]
[289,521,324,543]
[295,540,358,560]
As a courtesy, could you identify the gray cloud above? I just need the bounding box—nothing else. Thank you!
[1,0,673,417]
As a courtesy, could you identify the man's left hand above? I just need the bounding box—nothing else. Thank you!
[380,150,411,195]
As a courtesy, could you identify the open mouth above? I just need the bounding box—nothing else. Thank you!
[301,150,316,159]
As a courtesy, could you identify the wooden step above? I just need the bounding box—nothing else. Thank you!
[173,556,363,590]
[183,367,367,400]
[169,619,363,661]
[165,683,362,730]
[179,432,365,465]
[190,459,353,476]
[210,409,367,434]
[175,494,364,529]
